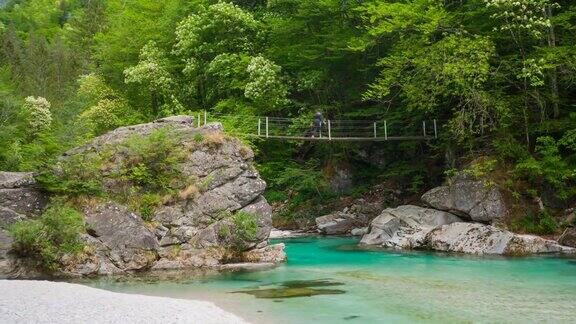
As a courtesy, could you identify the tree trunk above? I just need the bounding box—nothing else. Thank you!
[151,92,159,117]
[546,6,560,118]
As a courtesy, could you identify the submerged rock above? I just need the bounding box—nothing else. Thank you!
[421,173,506,223]
[236,287,345,299]
[234,279,345,298]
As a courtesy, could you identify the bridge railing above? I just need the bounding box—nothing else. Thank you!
[201,112,437,141]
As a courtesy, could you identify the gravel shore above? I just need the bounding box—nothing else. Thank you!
[0,280,249,324]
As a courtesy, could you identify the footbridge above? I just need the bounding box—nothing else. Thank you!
[194,112,438,142]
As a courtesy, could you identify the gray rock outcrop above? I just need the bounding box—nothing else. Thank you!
[0,172,49,278]
[360,205,575,256]
[4,116,284,278]
[558,227,576,248]
[316,200,382,235]
[82,202,159,271]
[426,222,575,255]
[421,173,506,223]
[0,172,48,227]
[360,205,462,249]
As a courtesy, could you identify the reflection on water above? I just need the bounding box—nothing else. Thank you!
[87,236,576,324]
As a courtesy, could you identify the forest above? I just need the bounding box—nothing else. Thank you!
[0,0,575,231]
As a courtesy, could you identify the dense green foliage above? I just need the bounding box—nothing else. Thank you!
[1,0,575,231]
[216,210,258,252]
[9,201,85,271]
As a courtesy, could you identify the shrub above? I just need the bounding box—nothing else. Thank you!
[515,137,574,200]
[37,152,104,196]
[510,211,558,235]
[203,132,226,148]
[114,128,186,192]
[9,202,85,271]
[138,193,162,221]
[264,190,288,203]
[193,133,204,143]
[464,158,497,179]
[217,224,231,239]
[231,211,258,249]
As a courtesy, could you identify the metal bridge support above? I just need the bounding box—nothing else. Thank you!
[423,121,427,137]
[434,119,437,139]
[373,122,377,138]
[328,120,332,140]
[266,117,269,138]
[258,118,261,136]
[197,114,201,127]
[384,121,388,140]
[204,111,207,125]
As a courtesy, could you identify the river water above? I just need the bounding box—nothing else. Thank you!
[88,236,576,323]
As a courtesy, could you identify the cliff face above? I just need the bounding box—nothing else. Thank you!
[1,116,285,278]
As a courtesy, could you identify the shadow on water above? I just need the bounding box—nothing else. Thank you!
[232,279,346,299]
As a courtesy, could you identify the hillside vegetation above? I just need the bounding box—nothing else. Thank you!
[0,0,575,232]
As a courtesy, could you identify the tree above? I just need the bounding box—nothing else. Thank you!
[22,96,52,136]
[124,41,180,116]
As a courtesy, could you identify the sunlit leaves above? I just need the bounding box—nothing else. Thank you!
[174,2,260,60]
[484,0,558,38]
[23,96,52,135]
[245,56,289,110]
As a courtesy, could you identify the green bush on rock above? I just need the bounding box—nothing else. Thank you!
[113,128,186,192]
[232,211,258,243]
[510,211,558,235]
[38,128,190,221]
[9,202,85,271]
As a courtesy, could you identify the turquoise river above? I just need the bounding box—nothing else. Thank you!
[88,237,576,323]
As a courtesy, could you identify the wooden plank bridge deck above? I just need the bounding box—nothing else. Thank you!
[194,112,438,142]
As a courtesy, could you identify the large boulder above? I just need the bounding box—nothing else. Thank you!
[0,172,48,224]
[425,222,575,255]
[421,173,506,223]
[360,206,575,256]
[51,117,283,276]
[360,205,462,248]
[558,227,576,248]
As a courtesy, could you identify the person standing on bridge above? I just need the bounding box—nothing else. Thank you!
[311,111,324,138]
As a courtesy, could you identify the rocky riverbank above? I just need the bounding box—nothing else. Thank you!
[0,280,248,324]
[359,174,576,255]
[0,116,285,278]
[313,173,575,256]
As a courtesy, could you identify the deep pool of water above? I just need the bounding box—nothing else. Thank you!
[87,237,576,323]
